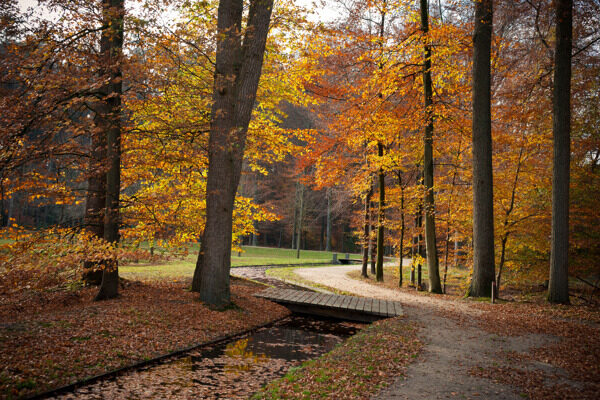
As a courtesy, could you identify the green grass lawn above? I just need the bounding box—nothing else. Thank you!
[120,246,358,281]
[264,266,354,295]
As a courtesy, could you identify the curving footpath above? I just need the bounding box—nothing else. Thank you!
[294,265,559,400]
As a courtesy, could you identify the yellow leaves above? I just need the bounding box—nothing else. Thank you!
[116,0,318,252]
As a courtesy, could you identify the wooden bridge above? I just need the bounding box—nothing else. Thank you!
[255,287,403,322]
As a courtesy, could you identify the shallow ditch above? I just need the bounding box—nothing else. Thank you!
[52,315,365,399]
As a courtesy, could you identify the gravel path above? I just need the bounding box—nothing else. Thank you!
[294,265,560,400]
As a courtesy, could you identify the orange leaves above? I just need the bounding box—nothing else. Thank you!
[0,226,159,294]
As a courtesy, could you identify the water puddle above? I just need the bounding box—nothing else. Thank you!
[55,316,364,399]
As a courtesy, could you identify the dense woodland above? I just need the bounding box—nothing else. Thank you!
[0,0,598,304]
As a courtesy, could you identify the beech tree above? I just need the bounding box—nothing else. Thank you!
[548,0,572,304]
[420,0,442,294]
[469,0,495,298]
[192,0,275,306]
[95,0,125,301]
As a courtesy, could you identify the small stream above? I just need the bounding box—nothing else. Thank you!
[55,315,364,399]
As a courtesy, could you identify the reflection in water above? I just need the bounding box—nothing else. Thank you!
[222,338,269,374]
[55,315,364,400]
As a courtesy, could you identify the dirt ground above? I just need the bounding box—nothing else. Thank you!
[294,265,598,400]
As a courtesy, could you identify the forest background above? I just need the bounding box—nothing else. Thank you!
[0,0,598,301]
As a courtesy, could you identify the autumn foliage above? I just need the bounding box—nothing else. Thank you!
[0,0,599,298]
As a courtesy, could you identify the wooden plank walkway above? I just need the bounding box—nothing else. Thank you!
[255,288,403,322]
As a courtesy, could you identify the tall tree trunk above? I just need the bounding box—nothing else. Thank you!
[370,204,376,275]
[398,172,405,287]
[320,214,325,250]
[95,0,124,301]
[443,222,451,293]
[548,0,572,304]
[496,235,508,296]
[469,0,495,298]
[373,4,387,283]
[296,184,304,259]
[362,180,373,277]
[416,198,424,290]
[291,185,298,249]
[83,129,106,286]
[410,226,416,286]
[376,142,385,282]
[192,0,274,306]
[326,188,332,251]
[454,234,459,268]
[420,0,442,293]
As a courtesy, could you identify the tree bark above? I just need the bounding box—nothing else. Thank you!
[398,172,405,287]
[420,0,442,294]
[296,183,304,259]
[370,203,376,274]
[443,221,450,293]
[192,0,274,306]
[291,184,298,249]
[417,198,424,290]
[83,129,106,286]
[410,226,416,286]
[362,180,373,277]
[496,235,507,296]
[376,142,385,282]
[320,214,325,250]
[95,0,124,301]
[548,0,572,304]
[326,188,332,251]
[469,0,495,298]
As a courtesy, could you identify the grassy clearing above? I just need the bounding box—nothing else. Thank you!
[120,246,355,281]
[264,266,354,295]
[120,262,196,281]
[253,317,422,399]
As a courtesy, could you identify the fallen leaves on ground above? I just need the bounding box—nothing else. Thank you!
[466,301,600,399]
[252,317,422,399]
[0,278,289,399]
[56,316,361,400]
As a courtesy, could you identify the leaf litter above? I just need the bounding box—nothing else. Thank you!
[0,278,289,399]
